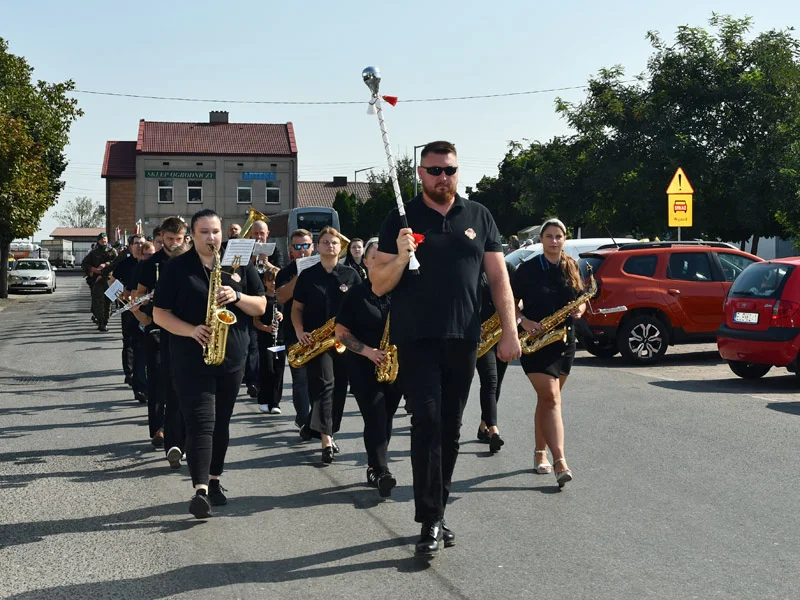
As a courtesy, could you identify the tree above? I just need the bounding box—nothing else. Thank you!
[0,37,82,297]
[332,190,359,239]
[53,196,105,228]
[353,156,416,240]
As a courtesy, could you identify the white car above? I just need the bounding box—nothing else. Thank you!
[505,237,637,268]
[8,258,57,293]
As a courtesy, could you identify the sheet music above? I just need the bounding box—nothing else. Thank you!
[221,239,256,266]
[253,242,275,257]
[296,254,321,274]
[104,280,125,302]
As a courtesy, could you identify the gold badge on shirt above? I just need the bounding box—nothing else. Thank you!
[464,228,477,240]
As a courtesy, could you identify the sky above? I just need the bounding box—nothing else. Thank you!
[3,0,799,241]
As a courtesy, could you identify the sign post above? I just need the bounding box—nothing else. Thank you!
[666,167,693,241]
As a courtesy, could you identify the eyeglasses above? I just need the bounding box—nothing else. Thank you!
[420,166,458,176]
[292,243,312,250]
[320,239,340,246]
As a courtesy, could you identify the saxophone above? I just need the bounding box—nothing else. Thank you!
[477,311,503,358]
[520,265,596,355]
[287,317,345,368]
[376,314,399,383]
[203,245,238,366]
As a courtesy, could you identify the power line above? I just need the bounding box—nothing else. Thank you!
[71,82,615,105]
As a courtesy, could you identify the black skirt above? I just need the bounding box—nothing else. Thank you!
[520,340,576,378]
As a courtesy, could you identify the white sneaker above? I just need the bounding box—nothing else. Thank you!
[270,406,282,415]
[258,404,271,413]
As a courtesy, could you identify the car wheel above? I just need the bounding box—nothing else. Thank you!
[617,315,669,365]
[46,287,53,294]
[727,360,771,379]
[584,341,619,358]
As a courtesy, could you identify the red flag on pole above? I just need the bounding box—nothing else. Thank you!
[381,95,398,107]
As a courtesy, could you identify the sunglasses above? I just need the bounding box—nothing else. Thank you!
[420,166,458,176]
[292,243,312,250]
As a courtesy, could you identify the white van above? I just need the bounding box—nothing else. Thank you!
[505,237,636,268]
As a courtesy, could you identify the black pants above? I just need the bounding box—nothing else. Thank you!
[475,346,508,428]
[143,330,164,437]
[397,339,478,523]
[160,335,185,455]
[257,330,285,408]
[307,350,348,437]
[121,311,135,379]
[244,323,259,387]
[348,355,401,470]
[173,366,243,487]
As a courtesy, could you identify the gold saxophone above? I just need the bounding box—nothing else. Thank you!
[520,265,597,355]
[203,245,238,366]
[376,314,399,383]
[477,311,503,358]
[287,317,345,368]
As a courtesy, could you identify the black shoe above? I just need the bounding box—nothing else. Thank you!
[477,427,490,443]
[415,521,443,557]
[489,433,505,454]
[189,490,213,519]
[135,391,147,404]
[377,470,396,498]
[441,519,456,547]
[98,324,109,332]
[124,375,132,387]
[247,384,259,399]
[91,315,97,323]
[322,446,335,464]
[366,467,379,487]
[166,446,182,469]
[208,481,228,506]
[331,439,340,454]
[298,424,313,442]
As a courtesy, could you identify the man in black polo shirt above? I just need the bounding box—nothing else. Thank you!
[276,228,315,431]
[372,140,521,557]
[112,234,146,399]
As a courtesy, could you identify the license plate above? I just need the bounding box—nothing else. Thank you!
[733,311,759,324]
[22,282,36,286]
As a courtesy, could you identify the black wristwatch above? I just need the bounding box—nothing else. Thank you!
[233,290,242,304]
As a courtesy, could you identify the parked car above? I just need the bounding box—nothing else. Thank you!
[8,258,57,293]
[577,241,761,364]
[504,237,636,268]
[717,257,800,379]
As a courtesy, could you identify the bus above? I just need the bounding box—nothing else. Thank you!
[268,206,340,259]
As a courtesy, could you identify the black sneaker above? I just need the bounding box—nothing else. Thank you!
[298,425,313,442]
[322,446,335,464]
[166,446,182,469]
[489,433,505,454]
[135,391,147,404]
[366,467,379,487]
[377,470,396,498]
[208,481,228,506]
[477,427,491,443]
[98,324,109,332]
[189,490,213,519]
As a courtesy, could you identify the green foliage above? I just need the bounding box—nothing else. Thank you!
[52,195,105,228]
[349,156,416,239]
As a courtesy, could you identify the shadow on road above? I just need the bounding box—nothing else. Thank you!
[649,376,798,395]
[574,349,723,369]
[766,402,800,416]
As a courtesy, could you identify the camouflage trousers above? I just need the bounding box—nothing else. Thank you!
[91,278,111,326]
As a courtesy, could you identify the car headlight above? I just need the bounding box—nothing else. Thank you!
[36,275,50,281]
[9,275,20,282]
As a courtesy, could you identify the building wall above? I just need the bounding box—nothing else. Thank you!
[134,154,297,236]
[106,178,136,237]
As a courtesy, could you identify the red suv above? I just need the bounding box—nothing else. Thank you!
[717,257,800,379]
[577,242,761,364]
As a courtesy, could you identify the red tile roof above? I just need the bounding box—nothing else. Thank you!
[297,181,371,208]
[101,141,137,178]
[136,120,297,156]
[50,228,106,239]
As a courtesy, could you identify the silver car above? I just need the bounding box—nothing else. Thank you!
[8,258,57,293]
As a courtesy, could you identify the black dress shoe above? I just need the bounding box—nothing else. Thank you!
[441,519,456,547]
[247,384,259,399]
[477,427,490,443]
[489,433,505,454]
[134,391,148,404]
[331,439,340,454]
[377,470,396,498]
[415,521,443,557]
[322,446,335,464]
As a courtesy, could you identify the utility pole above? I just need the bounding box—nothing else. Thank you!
[353,167,375,202]
[412,144,426,197]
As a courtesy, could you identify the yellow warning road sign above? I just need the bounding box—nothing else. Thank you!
[667,168,693,227]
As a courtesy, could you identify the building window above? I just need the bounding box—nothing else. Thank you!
[237,181,252,204]
[265,180,280,204]
[158,179,173,204]
[187,180,203,204]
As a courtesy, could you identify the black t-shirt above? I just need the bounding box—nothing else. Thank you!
[153,246,265,373]
[276,261,299,345]
[378,193,503,344]
[293,262,360,332]
[126,262,142,293]
[336,282,390,350]
[512,254,581,343]
[137,248,171,292]
[112,255,138,287]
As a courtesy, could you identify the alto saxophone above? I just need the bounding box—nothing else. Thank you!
[203,245,238,366]
[376,314,399,383]
[287,317,345,368]
[519,265,597,355]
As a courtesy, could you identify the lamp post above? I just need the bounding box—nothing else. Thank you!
[353,167,375,201]
[412,144,426,197]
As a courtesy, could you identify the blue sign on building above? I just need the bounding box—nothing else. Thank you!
[242,172,276,181]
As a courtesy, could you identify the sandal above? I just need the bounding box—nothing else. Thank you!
[534,449,552,474]
[553,457,573,488]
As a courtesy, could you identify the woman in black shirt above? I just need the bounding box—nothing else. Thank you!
[335,240,402,497]
[342,237,368,282]
[292,226,360,464]
[153,209,266,519]
[511,218,585,489]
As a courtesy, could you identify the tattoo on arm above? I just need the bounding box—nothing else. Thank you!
[340,331,365,353]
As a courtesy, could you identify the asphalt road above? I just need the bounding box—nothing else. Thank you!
[1,271,799,600]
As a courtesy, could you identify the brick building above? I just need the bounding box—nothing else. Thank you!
[101,111,298,237]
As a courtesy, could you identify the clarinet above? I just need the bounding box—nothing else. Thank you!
[270,290,279,339]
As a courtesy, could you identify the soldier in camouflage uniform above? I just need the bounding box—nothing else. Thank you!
[81,232,117,332]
